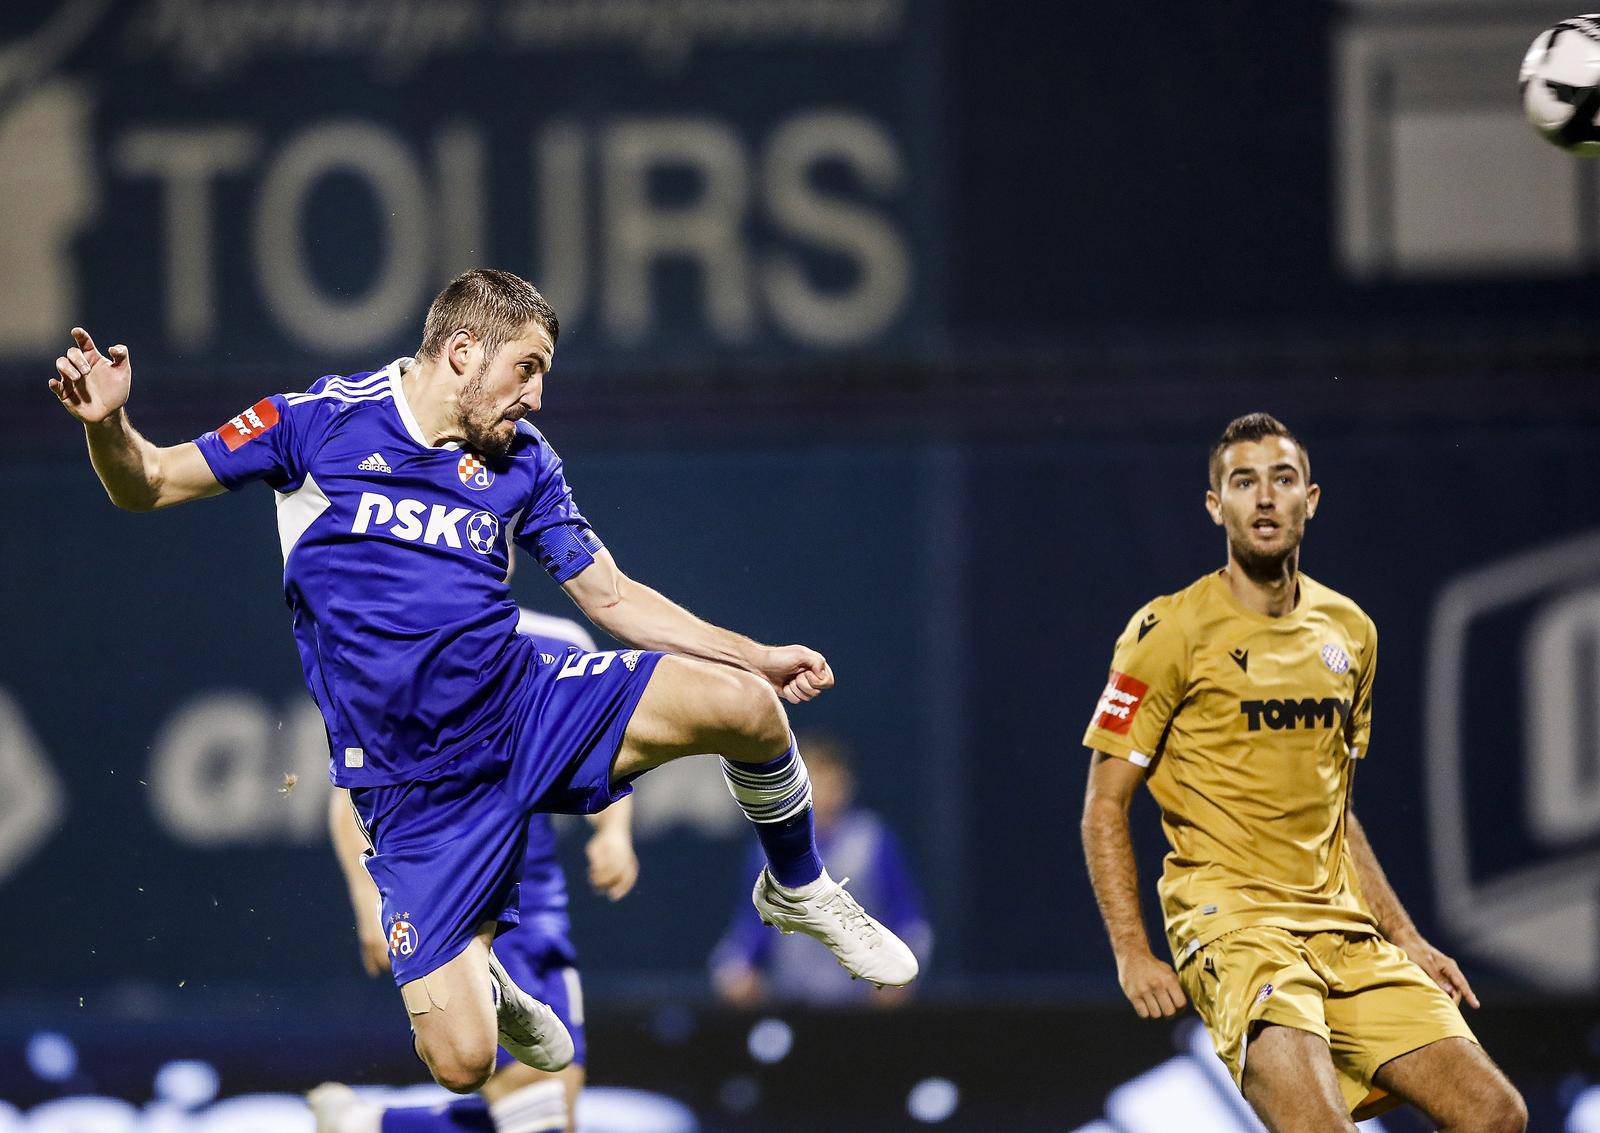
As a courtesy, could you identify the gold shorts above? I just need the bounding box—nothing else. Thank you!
[1178,925,1477,1120]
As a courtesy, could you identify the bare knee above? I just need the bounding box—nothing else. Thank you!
[1427,1053,1527,1133]
[421,1037,497,1094]
[431,1053,496,1095]
[710,668,788,757]
[1473,1088,1527,1133]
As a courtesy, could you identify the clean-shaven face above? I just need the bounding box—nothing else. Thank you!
[1206,436,1319,577]
[457,323,554,458]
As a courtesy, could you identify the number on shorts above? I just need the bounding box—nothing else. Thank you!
[556,651,616,680]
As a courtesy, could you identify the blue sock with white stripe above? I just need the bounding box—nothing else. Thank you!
[489,1080,570,1133]
[379,1079,568,1133]
[381,1098,493,1132]
[721,741,824,890]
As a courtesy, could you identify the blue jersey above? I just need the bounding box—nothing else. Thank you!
[194,360,604,788]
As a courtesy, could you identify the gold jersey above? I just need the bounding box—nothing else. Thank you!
[1082,570,1380,966]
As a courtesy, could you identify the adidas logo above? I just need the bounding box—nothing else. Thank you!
[358,452,392,474]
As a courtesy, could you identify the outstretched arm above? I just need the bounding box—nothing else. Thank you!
[1347,808,1478,1008]
[327,789,390,978]
[562,548,833,704]
[51,327,222,511]
[1082,751,1187,1019]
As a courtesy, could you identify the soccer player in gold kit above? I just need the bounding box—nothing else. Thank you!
[1080,414,1527,1133]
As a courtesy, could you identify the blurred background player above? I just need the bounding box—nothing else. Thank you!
[311,604,635,1133]
[711,733,931,1007]
[1080,414,1527,1133]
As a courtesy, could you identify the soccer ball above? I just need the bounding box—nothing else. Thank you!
[1522,16,1600,154]
[466,511,500,556]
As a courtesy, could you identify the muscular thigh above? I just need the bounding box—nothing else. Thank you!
[1316,933,1477,1112]
[1372,1037,1519,1130]
[1181,926,1333,1089]
[614,655,783,778]
[1242,1025,1354,1133]
[405,925,498,1060]
[1185,927,1370,1125]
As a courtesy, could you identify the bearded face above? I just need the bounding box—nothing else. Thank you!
[456,362,522,458]
[451,325,552,458]
[1222,502,1306,579]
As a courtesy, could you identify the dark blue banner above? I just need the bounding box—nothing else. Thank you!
[0,1,942,378]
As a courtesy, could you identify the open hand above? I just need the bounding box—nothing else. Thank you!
[586,827,639,901]
[760,646,835,704]
[1398,934,1479,1008]
[51,327,132,424]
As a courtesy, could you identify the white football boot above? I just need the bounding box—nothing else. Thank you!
[752,869,920,988]
[306,1082,378,1133]
[488,948,574,1071]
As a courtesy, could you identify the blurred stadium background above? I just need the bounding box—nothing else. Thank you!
[4,0,1600,1129]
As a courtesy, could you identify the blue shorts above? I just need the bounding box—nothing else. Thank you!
[352,648,664,985]
[494,910,586,1068]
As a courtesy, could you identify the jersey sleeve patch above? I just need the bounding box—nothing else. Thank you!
[216,398,281,451]
[1092,670,1150,735]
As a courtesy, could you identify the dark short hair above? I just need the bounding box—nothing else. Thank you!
[1208,412,1310,490]
[418,268,560,363]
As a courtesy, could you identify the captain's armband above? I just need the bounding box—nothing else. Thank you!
[534,524,604,583]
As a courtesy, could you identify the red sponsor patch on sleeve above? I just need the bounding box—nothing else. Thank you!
[216,397,280,452]
[1091,670,1149,735]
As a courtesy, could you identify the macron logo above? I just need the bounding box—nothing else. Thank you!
[358,452,392,474]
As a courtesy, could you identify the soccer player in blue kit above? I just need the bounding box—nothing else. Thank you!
[50,268,918,1096]
[311,611,629,1133]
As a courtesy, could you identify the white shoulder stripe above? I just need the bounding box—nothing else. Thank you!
[285,388,395,406]
[282,372,391,404]
[320,373,390,394]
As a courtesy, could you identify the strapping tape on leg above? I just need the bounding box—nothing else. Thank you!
[400,970,453,1016]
